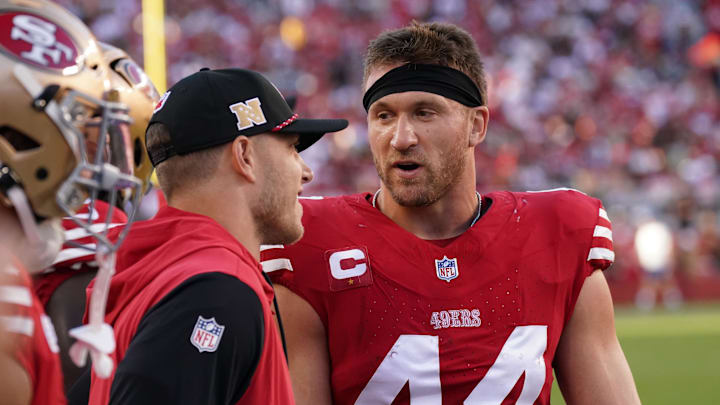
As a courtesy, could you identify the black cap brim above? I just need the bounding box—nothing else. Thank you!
[277,118,349,152]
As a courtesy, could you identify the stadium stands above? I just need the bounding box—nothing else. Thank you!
[59,0,720,303]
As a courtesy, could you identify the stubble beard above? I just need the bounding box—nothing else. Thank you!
[252,168,304,245]
[374,143,467,207]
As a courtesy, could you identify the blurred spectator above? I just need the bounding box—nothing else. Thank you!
[59,0,720,298]
[634,219,682,310]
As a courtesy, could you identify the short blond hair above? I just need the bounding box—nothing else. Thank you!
[363,21,487,106]
[145,123,225,200]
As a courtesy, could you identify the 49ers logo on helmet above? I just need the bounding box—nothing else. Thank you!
[0,12,78,70]
[116,58,160,101]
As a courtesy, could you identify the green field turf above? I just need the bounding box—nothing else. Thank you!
[551,303,720,404]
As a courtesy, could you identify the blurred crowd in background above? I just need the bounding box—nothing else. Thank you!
[59,0,720,306]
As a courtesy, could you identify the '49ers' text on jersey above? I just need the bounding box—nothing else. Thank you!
[262,190,614,405]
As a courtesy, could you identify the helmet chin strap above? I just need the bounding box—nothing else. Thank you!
[5,187,64,273]
[6,186,42,244]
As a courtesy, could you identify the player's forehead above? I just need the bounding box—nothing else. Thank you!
[364,62,405,92]
[369,91,455,112]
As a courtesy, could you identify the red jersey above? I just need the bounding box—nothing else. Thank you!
[263,190,614,405]
[1,257,66,405]
[34,200,128,307]
[86,206,294,405]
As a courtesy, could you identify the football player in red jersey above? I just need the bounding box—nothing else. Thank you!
[33,41,159,392]
[262,22,641,405]
[0,0,143,403]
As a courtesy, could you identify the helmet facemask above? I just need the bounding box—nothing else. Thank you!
[11,63,142,255]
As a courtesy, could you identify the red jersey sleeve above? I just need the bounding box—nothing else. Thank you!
[1,259,66,405]
[261,197,348,327]
[260,245,296,289]
[53,200,128,267]
[585,205,614,272]
[34,200,128,306]
[261,242,331,326]
[530,189,616,327]
[526,188,614,275]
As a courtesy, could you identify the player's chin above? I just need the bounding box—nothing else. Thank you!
[285,203,305,243]
[388,184,435,207]
[262,218,304,245]
[284,221,305,245]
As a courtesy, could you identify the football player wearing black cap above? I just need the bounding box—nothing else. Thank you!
[76,68,347,405]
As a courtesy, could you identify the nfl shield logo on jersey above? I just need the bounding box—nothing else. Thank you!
[190,316,225,353]
[435,256,459,282]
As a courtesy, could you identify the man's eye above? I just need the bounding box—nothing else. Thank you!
[417,109,434,118]
[377,112,391,120]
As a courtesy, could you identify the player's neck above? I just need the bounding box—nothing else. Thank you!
[170,188,262,261]
[375,184,480,240]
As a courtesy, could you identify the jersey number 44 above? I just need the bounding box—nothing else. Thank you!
[356,325,548,405]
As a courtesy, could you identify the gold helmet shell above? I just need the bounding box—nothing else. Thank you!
[100,42,159,196]
[0,0,114,218]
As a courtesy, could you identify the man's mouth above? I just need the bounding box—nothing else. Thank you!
[393,160,421,171]
[395,163,420,171]
[391,160,423,178]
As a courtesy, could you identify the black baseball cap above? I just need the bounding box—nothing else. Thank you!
[147,68,348,166]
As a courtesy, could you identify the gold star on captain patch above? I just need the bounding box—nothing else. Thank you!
[348,279,355,285]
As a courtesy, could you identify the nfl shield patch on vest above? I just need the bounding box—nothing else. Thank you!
[190,316,225,353]
[435,256,459,282]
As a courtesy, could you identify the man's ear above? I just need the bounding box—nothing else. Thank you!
[468,106,489,147]
[231,136,256,183]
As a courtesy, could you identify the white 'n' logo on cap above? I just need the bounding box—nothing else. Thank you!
[229,97,267,131]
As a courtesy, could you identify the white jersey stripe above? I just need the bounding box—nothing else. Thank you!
[66,202,99,221]
[0,315,34,336]
[52,244,97,265]
[64,223,124,242]
[524,187,586,195]
[593,225,613,241]
[587,247,615,262]
[0,286,33,307]
[599,208,609,221]
[261,258,293,273]
[41,315,60,353]
[259,245,284,252]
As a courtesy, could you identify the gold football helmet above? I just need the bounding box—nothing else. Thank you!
[100,42,159,196]
[0,0,140,249]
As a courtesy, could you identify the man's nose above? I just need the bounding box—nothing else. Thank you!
[390,114,418,151]
[300,156,314,184]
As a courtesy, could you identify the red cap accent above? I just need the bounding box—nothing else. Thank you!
[271,113,298,132]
